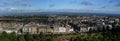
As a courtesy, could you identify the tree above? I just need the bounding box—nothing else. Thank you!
[18,35,25,41]
[2,31,8,37]
[0,31,10,41]
[39,32,46,41]
[47,38,58,41]
[70,37,75,41]
[25,32,33,41]
[32,34,39,41]
[89,28,93,34]
[10,32,17,41]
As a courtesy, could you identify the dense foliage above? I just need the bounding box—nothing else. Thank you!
[0,31,120,41]
[0,32,58,41]
[70,32,120,41]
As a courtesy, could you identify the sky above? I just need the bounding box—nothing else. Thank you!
[0,0,120,14]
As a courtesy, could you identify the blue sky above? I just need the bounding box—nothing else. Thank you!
[0,0,120,14]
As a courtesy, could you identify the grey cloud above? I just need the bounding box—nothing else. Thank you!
[115,3,120,7]
[101,6,106,8]
[3,1,10,5]
[108,0,120,3]
[49,4,55,7]
[80,1,93,6]
[70,0,77,4]
[2,0,32,7]
[109,0,113,3]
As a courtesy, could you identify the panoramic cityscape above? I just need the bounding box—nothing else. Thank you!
[0,0,120,41]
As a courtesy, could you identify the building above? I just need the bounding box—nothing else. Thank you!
[38,26,53,34]
[80,27,88,33]
[22,22,39,34]
[59,27,66,33]
[0,22,23,34]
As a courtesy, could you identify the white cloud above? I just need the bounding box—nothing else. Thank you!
[8,8,16,11]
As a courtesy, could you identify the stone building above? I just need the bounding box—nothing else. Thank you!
[22,22,38,34]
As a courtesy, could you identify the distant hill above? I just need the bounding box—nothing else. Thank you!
[0,11,120,17]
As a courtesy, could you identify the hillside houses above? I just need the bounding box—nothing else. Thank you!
[0,15,120,35]
[0,22,23,34]
[22,22,74,34]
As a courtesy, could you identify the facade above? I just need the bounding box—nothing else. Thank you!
[46,27,53,33]
[22,22,38,34]
[0,22,23,34]
[80,27,88,33]
[53,26,59,33]
[53,25,72,34]
[59,27,66,33]
[38,25,53,34]
[68,28,74,32]
[38,27,46,33]
[23,22,53,34]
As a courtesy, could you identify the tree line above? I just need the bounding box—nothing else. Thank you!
[0,26,120,41]
[0,32,58,41]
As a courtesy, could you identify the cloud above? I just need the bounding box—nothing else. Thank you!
[108,0,120,3]
[80,1,93,6]
[115,3,120,7]
[3,1,9,5]
[2,0,32,7]
[7,8,16,11]
[108,0,114,3]
[101,6,106,8]
[49,4,55,7]
[69,0,77,4]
